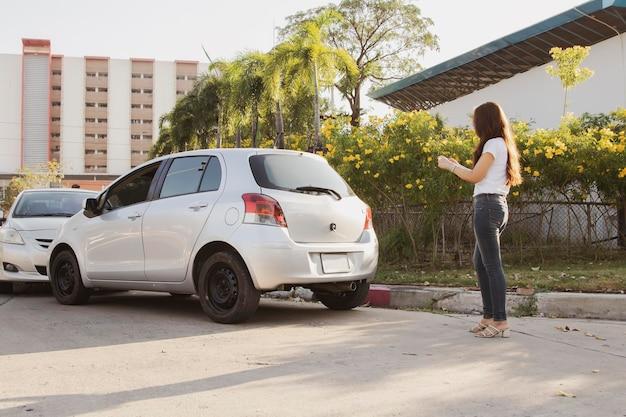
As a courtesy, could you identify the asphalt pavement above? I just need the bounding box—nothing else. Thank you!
[1,291,625,417]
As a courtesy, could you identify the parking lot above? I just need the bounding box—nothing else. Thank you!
[1,291,625,417]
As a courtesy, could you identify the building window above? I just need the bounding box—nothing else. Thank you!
[86,134,96,139]
[86,72,96,77]
[131,135,141,140]
[86,102,96,107]
[132,73,141,78]
[131,119,141,124]
[99,72,108,78]
[51,101,61,107]
[143,89,152,94]
[143,120,152,124]
[97,118,107,123]
[98,103,108,108]
[143,135,152,140]
[52,86,62,91]
[176,75,185,80]
[97,134,107,139]
[52,70,62,76]
[86,87,96,92]
[85,118,96,123]
[144,104,152,109]
[51,117,61,122]
[131,104,140,108]
[98,87,108,93]
[51,133,61,138]
[144,74,153,79]
[131,88,141,94]
[176,90,184,95]
[188,75,197,81]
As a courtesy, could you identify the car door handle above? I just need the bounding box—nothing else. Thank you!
[188,203,208,211]
[128,213,142,220]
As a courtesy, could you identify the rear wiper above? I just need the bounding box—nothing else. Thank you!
[30,213,74,217]
[295,186,342,200]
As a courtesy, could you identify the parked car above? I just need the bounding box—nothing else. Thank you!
[48,149,378,323]
[0,188,98,293]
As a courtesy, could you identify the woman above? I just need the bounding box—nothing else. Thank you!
[437,102,522,338]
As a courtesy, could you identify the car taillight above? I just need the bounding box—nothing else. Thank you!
[242,194,288,227]
[364,206,373,230]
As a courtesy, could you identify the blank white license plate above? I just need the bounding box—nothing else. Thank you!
[321,253,350,274]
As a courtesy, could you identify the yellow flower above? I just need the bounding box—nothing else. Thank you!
[427,156,433,162]
[405,139,411,144]
[619,167,626,178]
[465,159,473,166]
[524,167,532,173]
[554,148,564,156]
[534,149,542,156]
[577,165,584,173]
[418,184,424,190]
[405,183,413,189]
[512,191,519,196]
[393,155,400,161]
[523,149,529,155]
[364,149,373,155]
[415,179,421,184]
[388,158,395,164]
[532,170,540,177]
[373,173,380,178]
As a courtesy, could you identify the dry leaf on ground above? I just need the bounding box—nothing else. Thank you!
[558,390,576,398]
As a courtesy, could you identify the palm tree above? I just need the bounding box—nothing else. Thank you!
[273,11,358,148]
[231,52,268,148]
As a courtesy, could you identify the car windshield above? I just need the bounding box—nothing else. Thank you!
[249,154,354,198]
[12,191,95,218]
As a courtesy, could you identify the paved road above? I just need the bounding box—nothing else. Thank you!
[1,291,625,417]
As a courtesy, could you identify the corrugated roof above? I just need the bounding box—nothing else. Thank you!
[369,0,626,111]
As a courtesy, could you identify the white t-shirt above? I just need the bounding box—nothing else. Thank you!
[473,137,509,196]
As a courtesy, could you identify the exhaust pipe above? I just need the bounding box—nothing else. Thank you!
[306,281,358,294]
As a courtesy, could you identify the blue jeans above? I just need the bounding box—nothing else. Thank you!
[472,194,509,321]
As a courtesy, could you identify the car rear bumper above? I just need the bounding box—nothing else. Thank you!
[0,242,50,282]
[230,224,378,290]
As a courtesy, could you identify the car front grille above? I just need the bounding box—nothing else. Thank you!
[35,238,53,249]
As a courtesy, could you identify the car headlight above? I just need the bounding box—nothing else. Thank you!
[0,228,25,245]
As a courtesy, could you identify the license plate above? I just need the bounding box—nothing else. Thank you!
[321,253,350,274]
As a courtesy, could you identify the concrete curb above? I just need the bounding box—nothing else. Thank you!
[366,285,626,321]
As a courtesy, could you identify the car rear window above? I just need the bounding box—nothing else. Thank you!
[249,154,354,197]
[13,192,95,218]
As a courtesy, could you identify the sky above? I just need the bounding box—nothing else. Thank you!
[3,0,585,114]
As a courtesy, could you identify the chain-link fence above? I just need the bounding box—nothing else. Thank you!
[374,201,623,266]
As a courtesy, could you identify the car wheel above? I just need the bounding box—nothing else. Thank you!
[0,282,13,294]
[316,281,370,310]
[197,251,260,324]
[50,250,91,305]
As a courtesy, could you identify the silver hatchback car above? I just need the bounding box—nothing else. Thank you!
[48,149,378,323]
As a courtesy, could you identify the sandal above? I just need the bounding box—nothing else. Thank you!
[469,323,487,333]
[475,324,510,338]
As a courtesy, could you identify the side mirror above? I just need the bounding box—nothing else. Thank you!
[83,198,99,217]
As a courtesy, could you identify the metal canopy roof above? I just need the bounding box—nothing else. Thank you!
[369,0,626,111]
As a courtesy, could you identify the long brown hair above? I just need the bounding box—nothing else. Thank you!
[472,102,522,187]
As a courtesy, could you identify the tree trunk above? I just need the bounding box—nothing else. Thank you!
[274,101,285,149]
[350,81,362,127]
[216,104,223,148]
[235,127,242,148]
[563,87,568,116]
[312,62,321,148]
[251,102,259,148]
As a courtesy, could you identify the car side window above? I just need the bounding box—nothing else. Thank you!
[160,156,210,198]
[105,163,161,210]
[199,157,222,192]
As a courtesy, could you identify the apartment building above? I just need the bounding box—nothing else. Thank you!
[0,38,207,194]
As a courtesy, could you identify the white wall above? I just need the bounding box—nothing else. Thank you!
[107,59,131,174]
[60,57,85,175]
[430,33,626,128]
[153,61,176,143]
[0,54,21,174]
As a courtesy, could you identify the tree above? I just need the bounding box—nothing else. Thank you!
[274,10,358,147]
[546,46,594,115]
[282,0,438,126]
[1,161,64,213]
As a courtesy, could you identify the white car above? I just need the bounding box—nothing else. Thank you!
[48,149,378,323]
[0,188,98,293]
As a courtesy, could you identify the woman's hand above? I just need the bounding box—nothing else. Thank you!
[437,155,455,171]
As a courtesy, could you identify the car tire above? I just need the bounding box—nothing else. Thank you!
[316,281,370,310]
[50,250,91,305]
[197,251,260,324]
[0,282,13,294]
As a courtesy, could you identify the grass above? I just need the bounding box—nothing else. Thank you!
[374,259,626,293]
